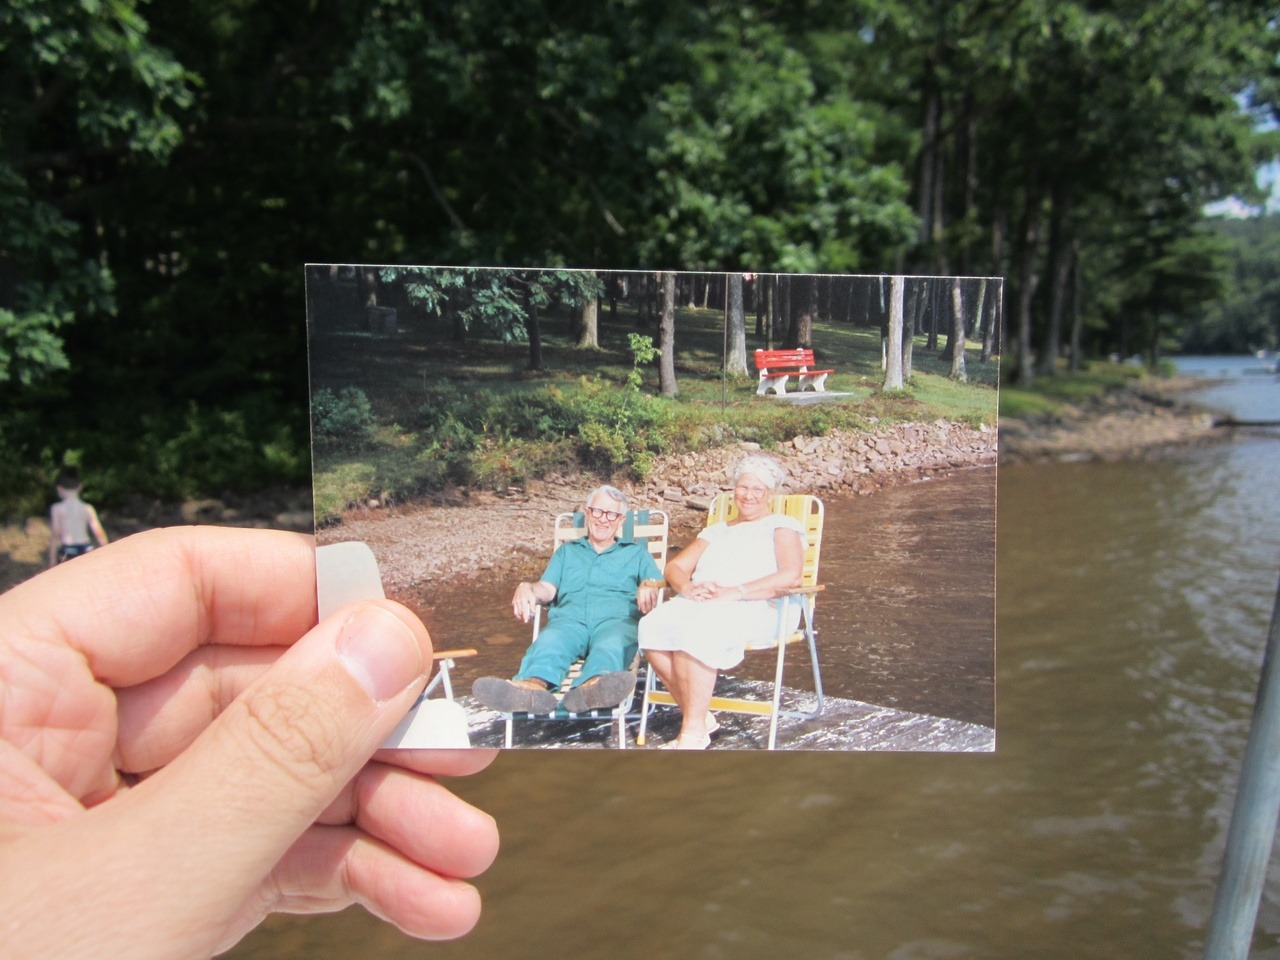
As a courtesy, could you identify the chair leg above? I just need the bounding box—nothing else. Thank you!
[806,605,824,715]
[636,666,654,746]
[438,660,455,701]
[768,628,788,750]
[504,716,514,749]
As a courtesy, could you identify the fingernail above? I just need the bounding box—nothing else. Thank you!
[336,604,426,702]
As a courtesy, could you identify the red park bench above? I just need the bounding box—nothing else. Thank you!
[753,348,835,396]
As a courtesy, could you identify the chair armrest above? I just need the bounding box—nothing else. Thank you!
[433,648,479,660]
[641,579,669,588]
[776,584,824,597]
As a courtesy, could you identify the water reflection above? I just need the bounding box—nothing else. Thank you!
[229,430,1280,960]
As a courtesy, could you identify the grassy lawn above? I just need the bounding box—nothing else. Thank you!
[309,302,999,522]
[997,362,1146,419]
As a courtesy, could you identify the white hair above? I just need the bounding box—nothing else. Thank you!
[731,454,786,491]
[584,484,629,512]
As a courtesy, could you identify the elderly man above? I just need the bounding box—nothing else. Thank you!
[472,485,662,715]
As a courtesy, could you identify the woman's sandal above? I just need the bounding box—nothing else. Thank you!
[661,734,711,750]
[660,714,719,750]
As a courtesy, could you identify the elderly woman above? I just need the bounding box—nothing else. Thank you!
[638,454,804,749]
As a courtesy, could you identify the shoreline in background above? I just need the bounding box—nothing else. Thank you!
[1,369,1253,595]
[999,375,1228,465]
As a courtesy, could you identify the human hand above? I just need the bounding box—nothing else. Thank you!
[0,527,499,960]
[512,581,539,622]
[681,581,718,602]
[636,584,660,614]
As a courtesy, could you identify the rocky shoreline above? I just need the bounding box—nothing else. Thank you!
[0,377,1228,597]
[321,419,997,595]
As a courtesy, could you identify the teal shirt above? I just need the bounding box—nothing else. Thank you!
[541,535,662,626]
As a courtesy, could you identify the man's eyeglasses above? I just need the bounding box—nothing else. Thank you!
[587,507,623,522]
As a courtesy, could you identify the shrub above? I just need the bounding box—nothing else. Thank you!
[313,387,375,443]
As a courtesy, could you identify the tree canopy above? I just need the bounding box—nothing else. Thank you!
[1,0,1277,507]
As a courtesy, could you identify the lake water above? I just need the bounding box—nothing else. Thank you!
[229,364,1280,959]
[1176,355,1280,424]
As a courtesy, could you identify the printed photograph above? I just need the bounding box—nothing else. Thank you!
[306,265,1000,751]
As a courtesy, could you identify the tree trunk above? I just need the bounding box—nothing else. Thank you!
[972,278,986,343]
[577,286,599,348]
[780,275,796,347]
[755,275,764,337]
[916,56,941,265]
[950,278,967,381]
[972,278,988,353]
[927,280,939,351]
[1068,240,1085,371]
[903,279,918,380]
[1013,195,1046,388]
[447,300,465,343]
[726,273,747,376]
[359,267,379,308]
[1037,186,1074,377]
[658,272,678,397]
[879,275,890,369]
[958,92,978,276]
[981,282,1000,363]
[884,276,905,390]
[787,275,815,349]
[765,275,776,349]
[525,299,543,372]
[990,203,1009,358]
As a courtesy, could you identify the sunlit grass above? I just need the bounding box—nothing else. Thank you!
[998,361,1145,419]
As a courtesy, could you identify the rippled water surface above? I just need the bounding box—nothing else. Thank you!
[230,380,1280,960]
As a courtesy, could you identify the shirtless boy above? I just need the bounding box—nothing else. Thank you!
[48,468,109,566]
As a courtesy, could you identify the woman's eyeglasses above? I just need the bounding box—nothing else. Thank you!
[587,507,623,522]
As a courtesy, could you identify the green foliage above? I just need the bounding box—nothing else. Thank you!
[638,13,916,270]
[0,0,194,385]
[627,334,658,391]
[1182,213,1280,353]
[388,268,604,344]
[313,387,375,443]
[3,0,1276,515]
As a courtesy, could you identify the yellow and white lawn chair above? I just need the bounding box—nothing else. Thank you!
[497,508,669,749]
[636,493,824,750]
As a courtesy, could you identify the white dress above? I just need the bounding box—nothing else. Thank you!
[638,513,805,670]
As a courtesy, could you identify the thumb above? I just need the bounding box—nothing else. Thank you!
[124,600,432,929]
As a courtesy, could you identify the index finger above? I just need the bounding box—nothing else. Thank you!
[0,526,317,688]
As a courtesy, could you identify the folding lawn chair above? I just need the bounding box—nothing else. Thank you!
[495,508,669,749]
[635,493,825,750]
